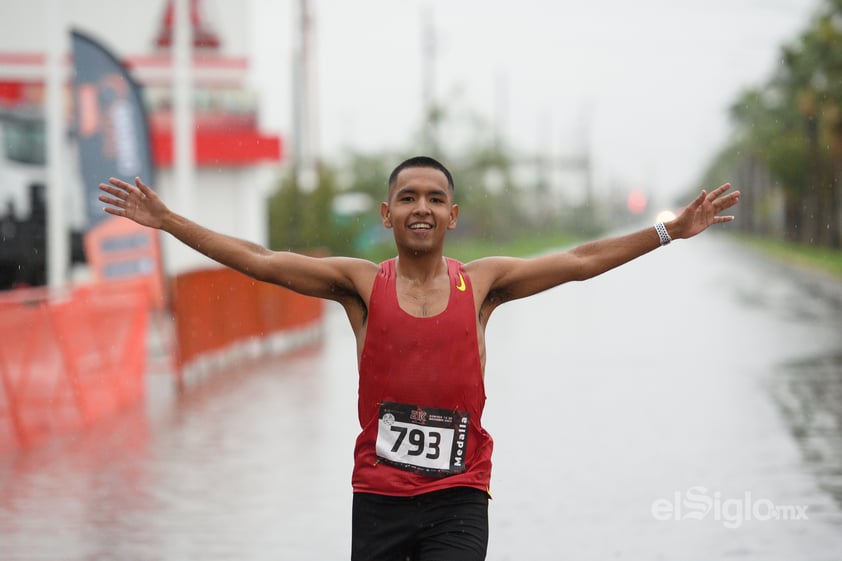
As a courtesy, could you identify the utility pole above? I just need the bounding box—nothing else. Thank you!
[294,0,319,193]
[421,4,438,156]
[578,104,594,211]
[493,71,509,152]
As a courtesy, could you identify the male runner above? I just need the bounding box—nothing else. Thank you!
[99,156,740,560]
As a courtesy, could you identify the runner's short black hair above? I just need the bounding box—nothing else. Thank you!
[388,156,455,193]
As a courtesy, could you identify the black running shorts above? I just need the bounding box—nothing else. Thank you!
[351,486,489,561]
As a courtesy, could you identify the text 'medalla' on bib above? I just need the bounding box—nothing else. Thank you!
[375,401,469,477]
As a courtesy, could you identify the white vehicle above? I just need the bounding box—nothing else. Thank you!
[0,107,86,288]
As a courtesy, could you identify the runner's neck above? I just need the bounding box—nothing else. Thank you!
[395,254,448,284]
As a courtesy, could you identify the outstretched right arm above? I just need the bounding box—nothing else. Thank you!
[98,177,376,303]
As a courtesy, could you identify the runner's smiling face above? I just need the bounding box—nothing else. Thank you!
[381,167,458,254]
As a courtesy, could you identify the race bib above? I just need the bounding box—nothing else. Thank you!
[375,401,469,476]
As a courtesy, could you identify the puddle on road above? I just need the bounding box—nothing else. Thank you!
[772,351,842,509]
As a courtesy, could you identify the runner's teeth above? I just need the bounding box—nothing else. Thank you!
[410,224,432,229]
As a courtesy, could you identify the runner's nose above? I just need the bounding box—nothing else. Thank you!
[414,198,431,215]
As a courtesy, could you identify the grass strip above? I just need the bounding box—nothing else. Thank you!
[737,235,842,282]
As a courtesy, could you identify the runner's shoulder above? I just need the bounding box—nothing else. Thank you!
[324,256,379,296]
[463,256,522,283]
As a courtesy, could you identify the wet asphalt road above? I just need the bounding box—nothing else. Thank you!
[1,234,842,560]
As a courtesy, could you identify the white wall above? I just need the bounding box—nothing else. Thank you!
[155,166,273,274]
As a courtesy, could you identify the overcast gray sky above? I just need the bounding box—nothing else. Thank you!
[249,0,821,202]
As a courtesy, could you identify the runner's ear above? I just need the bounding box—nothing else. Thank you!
[448,204,459,230]
[381,201,393,228]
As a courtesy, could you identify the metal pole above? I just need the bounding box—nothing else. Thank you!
[45,0,68,290]
[296,0,317,192]
[421,4,437,156]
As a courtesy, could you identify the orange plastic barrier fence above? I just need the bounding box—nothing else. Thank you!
[0,281,149,453]
[171,267,323,371]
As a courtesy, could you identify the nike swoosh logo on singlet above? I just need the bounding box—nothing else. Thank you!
[456,273,466,292]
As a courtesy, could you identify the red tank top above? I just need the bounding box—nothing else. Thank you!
[352,257,493,496]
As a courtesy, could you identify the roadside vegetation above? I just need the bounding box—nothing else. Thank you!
[737,235,842,282]
[701,0,842,252]
[269,0,842,272]
[268,121,606,261]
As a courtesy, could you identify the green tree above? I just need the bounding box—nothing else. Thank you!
[705,0,842,248]
[268,165,361,256]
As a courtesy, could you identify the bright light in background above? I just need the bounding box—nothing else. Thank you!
[626,190,647,215]
[655,209,677,223]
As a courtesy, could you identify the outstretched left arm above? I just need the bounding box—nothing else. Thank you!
[467,183,740,310]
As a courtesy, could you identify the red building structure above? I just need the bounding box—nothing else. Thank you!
[0,0,284,287]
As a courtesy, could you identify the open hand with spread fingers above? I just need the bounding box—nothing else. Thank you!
[98,177,169,229]
[671,183,741,240]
